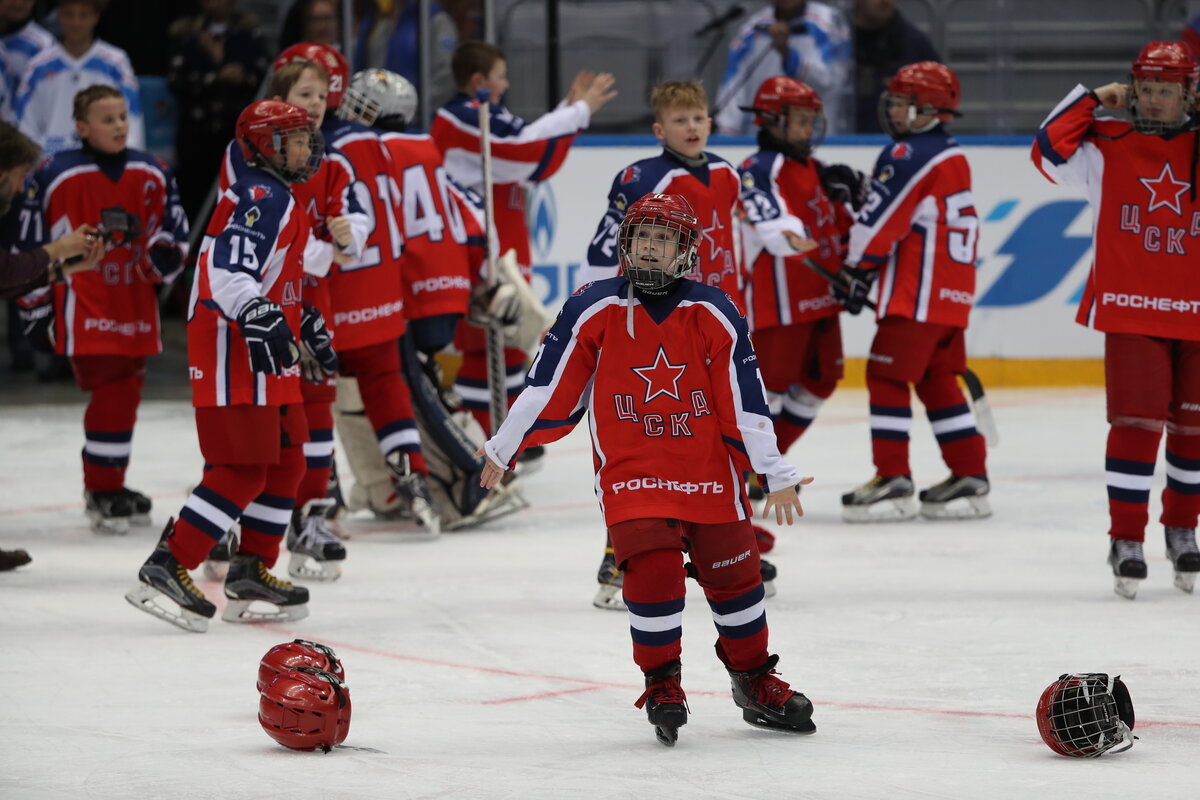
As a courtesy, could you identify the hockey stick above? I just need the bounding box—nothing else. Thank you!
[477,89,508,436]
[799,257,999,446]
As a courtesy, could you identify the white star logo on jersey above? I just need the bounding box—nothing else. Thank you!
[1139,162,1190,216]
[631,345,687,404]
[807,194,835,230]
[701,209,725,261]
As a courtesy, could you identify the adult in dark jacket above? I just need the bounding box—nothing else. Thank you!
[853,0,940,133]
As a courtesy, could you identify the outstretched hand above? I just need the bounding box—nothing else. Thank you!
[576,72,618,114]
[475,446,507,489]
[761,476,814,525]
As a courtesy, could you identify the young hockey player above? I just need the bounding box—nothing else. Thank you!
[277,43,443,536]
[737,76,862,461]
[1032,41,1200,599]
[212,52,367,579]
[17,84,187,534]
[480,193,815,745]
[835,61,990,523]
[432,40,616,434]
[124,99,332,632]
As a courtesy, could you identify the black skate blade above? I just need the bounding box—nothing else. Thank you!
[742,709,816,735]
[653,725,679,746]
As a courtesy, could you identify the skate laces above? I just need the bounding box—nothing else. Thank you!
[635,676,688,710]
[1112,540,1145,562]
[174,563,205,599]
[257,561,296,591]
[298,514,340,548]
[750,670,796,707]
[1166,528,1200,555]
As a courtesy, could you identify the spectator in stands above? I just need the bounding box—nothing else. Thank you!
[280,0,340,51]
[13,0,142,155]
[716,0,852,135]
[0,0,53,122]
[354,0,457,115]
[167,0,269,221]
[853,0,940,133]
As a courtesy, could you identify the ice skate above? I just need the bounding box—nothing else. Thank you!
[222,554,310,624]
[918,474,991,519]
[720,648,815,734]
[387,452,442,536]
[201,527,237,580]
[124,518,216,633]
[323,462,350,538]
[84,490,133,535]
[0,548,32,571]
[593,546,625,611]
[634,661,688,747]
[760,558,778,599]
[841,475,917,523]
[1165,527,1200,594]
[116,487,153,526]
[1108,538,1147,600]
[287,502,347,582]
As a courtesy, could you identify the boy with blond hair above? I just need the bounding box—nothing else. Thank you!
[579,80,753,609]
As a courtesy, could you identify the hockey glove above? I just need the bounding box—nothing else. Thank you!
[469,281,522,327]
[831,266,875,315]
[17,289,55,351]
[299,303,338,381]
[236,297,300,375]
[140,241,184,286]
[819,163,870,212]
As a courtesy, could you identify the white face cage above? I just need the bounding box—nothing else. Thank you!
[339,69,418,127]
[618,215,699,291]
[1128,78,1192,135]
[1040,673,1135,758]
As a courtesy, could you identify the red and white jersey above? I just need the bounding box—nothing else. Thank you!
[738,148,851,330]
[1033,85,1200,341]
[20,147,188,356]
[579,150,744,301]
[432,93,588,267]
[484,277,801,527]
[381,131,485,321]
[187,169,309,408]
[847,126,979,327]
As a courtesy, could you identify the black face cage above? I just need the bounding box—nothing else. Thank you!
[1044,674,1133,757]
[1127,78,1194,135]
[877,91,946,138]
[618,215,699,291]
[784,107,826,159]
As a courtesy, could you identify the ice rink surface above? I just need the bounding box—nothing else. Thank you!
[1,388,1197,799]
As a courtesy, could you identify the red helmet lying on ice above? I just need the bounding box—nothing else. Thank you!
[259,666,352,752]
[257,639,345,693]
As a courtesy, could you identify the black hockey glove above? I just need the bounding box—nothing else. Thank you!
[831,266,875,315]
[141,241,184,286]
[236,297,300,375]
[819,163,870,212]
[299,303,338,382]
[17,289,55,351]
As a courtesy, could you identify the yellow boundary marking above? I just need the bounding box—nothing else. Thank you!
[840,358,1104,388]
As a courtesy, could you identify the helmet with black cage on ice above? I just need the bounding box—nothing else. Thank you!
[618,193,700,292]
[1127,41,1198,135]
[1036,673,1136,758]
[340,69,419,131]
[235,99,324,185]
[879,61,962,139]
[259,666,352,752]
[257,639,346,693]
[742,76,826,158]
[273,42,349,109]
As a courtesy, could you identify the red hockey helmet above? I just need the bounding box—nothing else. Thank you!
[1128,41,1198,134]
[274,42,348,108]
[1036,673,1135,758]
[880,61,961,138]
[744,76,823,126]
[235,99,323,184]
[257,639,345,693]
[618,193,700,292]
[259,666,352,752]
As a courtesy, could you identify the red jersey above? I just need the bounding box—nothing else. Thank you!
[847,127,979,327]
[1033,85,1200,341]
[20,147,188,356]
[187,170,309,408]
[738,148,851,330]
[432,93,589,267]
[484,277,801,527]
[580,150,744,301]
[381,131,484,320]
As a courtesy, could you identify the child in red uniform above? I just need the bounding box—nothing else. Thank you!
[18,85,187,534]
[125,100,335,633]
[480,193,815,746]
[1032,41,1200,598]
[836,62,990,523]
[432,40,616,434]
